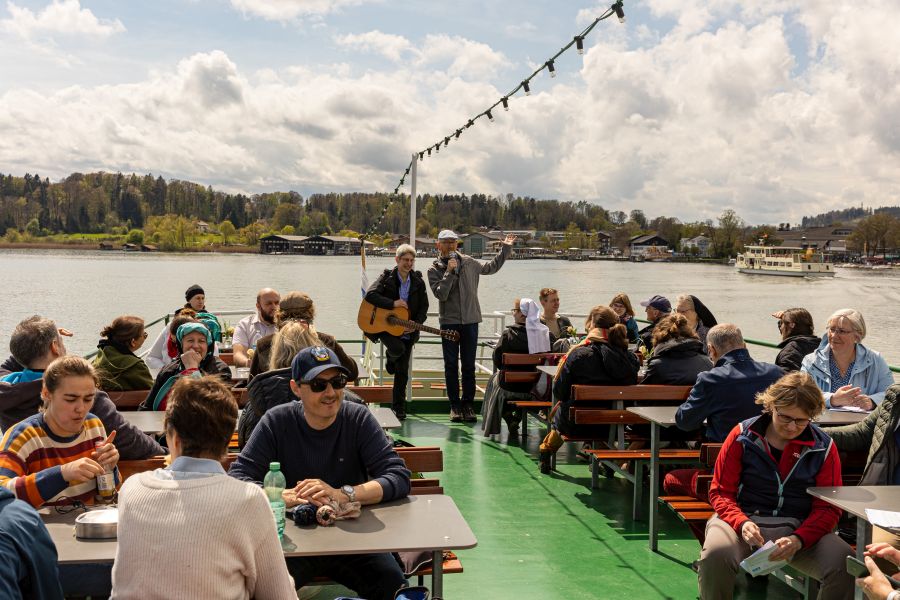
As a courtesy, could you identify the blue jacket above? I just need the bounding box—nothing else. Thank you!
[675,348,783,442]
[801,336,895,408]
[0,488,64,600]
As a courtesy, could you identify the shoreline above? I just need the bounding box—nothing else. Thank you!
[0,242,258,254]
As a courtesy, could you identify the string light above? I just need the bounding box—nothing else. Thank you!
[363,2,626,239]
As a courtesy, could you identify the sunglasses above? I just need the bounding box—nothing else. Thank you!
[302,374,348,393]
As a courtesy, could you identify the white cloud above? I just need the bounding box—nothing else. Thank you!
[2,2,900,224]
[229,0,380,21]
[1,0,124,39]
[505,21,537,38]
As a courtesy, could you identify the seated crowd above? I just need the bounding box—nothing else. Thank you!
[0,282,898,600]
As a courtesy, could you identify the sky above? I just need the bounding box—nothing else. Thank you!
[0,0,899,225]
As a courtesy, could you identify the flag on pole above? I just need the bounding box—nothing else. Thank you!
[360,240,369,298]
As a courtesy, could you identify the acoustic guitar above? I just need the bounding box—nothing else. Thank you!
[357,300,460,342]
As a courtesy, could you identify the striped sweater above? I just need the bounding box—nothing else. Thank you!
[0,412,114,507]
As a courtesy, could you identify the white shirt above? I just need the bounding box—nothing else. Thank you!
[232,313,276,349]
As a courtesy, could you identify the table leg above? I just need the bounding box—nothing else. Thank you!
[432,549,443,598]
[616,400,625,450]
[633,459,645,521]
[855,519,872,600]
[648,422,660,552]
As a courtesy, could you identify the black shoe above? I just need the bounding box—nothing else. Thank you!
[461,403,477,423]
[450,407,463,423]
[393,405,407,421]
[539,450,552,474]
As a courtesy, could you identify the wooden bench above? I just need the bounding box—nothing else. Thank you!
[566,385,694,489]
[500,353,562,436]
[658,442,721,528]
[347,385,393,404]
[106,389,150,411]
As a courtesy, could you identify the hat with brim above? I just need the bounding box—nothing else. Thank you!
[291,346,350,382]
[639,295,671,313]
[437,229,458,240]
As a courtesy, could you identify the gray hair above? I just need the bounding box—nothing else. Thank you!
[827,308,866,340]
[707,323,744,355]
[674,294,695,311]
[10,315,59,368]
[395,244,416,258]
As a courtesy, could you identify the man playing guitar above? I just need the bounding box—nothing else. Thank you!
[363,244,429,420]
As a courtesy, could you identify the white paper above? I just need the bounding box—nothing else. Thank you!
[740,541,787,577]
[866,509,900,531]
[827,406,870,413]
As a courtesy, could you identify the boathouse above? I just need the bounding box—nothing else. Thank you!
[259,234,308,254]
[628,233,669,257]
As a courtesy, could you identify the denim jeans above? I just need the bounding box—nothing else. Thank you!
[286,552,407,600]
[440,323,479,408]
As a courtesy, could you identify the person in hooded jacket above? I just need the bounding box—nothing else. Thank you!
[538,306,639,474]
[772,308,821,372]
[91,315,153,391]
[364,244,429,420]
[801,308,894,410]
[825,382,900,561]
[140,322,230,412]
[642,313,713,385]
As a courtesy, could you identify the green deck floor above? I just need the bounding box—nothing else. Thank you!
[307,411,803,600]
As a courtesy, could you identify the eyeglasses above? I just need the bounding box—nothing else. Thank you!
[302,374,348,393]
[777,320,791,329]
[773,410,810,428]
[827,327,854,336]
[511,307,522,313]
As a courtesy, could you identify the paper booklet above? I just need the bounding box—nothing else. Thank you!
[866,509,900,533]
[740,541,787,577]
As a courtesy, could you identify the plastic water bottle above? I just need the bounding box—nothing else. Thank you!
[263,462,287,540]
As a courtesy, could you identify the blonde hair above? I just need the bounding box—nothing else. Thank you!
[42,356,98,409]
[269,320,323,371]
[755,371,825,419]
[827,308,866,340]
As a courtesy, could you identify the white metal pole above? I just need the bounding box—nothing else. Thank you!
[409,154,417,244]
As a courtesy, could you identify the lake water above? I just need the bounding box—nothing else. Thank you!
[1,249,899,370]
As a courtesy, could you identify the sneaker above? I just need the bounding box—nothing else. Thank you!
[449,407,463,423]
[461,403,477,423]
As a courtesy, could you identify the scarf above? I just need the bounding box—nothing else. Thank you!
[0,368,43,384]
[520,298,551,353]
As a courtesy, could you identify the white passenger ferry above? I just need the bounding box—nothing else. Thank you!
[735,245,835,277]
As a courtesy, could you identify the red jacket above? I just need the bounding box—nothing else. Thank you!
[709,414,843,548]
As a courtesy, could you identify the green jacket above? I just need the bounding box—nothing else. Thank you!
[92,343,154,392]
[825,383,900,486]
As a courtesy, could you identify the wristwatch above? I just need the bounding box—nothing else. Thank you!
[341,484,356,503]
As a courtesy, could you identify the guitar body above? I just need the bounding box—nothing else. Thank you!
[357,300,460,342]
[358,301,409,337]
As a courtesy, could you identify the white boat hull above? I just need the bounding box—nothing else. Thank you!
[738,268,835,278]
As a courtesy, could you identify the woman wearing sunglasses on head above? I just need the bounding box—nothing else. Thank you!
[698,372,854,599]
[801,308,894,410]
[771,308,820,373]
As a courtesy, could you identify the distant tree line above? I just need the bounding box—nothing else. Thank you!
[801,206,900,228]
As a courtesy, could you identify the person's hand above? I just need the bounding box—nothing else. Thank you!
[181,349,201,370]
[741,521,765,547]
[91,431,119,470]
[293,479,340,507]
[852,394,876,411]
[831,385,862,407]
[60,457,106,482]
[866,543,900,567]
[768,535,802,562]
[502,234,517,246]
[447,257,458,272]
[857,555,896,599]
[393,299,408,309]
[57,328,74,337]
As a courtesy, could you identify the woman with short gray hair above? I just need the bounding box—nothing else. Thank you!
[801,308,894,410]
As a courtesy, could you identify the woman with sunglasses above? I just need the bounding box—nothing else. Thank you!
[698,372,854,599]
[91,315,153,391]
[771,308,820,372]
[801,308,893,410]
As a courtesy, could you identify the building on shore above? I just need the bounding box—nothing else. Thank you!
[680,235,711,257]
[628,233,670,258]
[775,225,854,260]
[259,234,374,255]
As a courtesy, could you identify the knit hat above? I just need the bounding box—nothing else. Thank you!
[291,346,349,383]
[185,284,205,302]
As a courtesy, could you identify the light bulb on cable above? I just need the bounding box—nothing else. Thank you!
[613,1,625,23]
[523,81,531,96]
[575,36,584,55]
[547,60,556,78]
[501,97,509,111]
[486,109,494,122]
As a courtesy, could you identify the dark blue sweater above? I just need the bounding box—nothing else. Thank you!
[228,400,411,501]
[0,488,63,600]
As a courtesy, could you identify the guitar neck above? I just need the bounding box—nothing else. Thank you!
[388,316,445,337]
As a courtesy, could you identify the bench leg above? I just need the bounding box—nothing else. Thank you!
[432,550,443,599]
[648,422,660,552]
[522,408,528,437]
[633,459,645,521]
[590,454,598,490]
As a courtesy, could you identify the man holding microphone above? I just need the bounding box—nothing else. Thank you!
[428,230,516,423]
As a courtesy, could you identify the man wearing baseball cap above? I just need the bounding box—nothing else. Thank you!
[637,294,671,350]
[428,229,517,423]
[229,346,410,599]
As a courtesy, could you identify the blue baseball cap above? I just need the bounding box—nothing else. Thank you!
[639,295,671,313]
[291,346,350,383]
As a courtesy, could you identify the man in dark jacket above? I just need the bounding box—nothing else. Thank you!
[364,244,429,420]
[772,308,820,372]
[637,295,671,351]
[0,315,164,459]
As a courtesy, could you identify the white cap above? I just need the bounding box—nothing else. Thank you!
[438,229,458,240]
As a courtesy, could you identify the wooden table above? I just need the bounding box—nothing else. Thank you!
[628,406,869,552]
[370,406,401,430]
[43,495,476,598]
[807,486,900,600]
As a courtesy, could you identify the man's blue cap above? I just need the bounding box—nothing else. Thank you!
[639,295,671,313]
[291,346,350,382]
